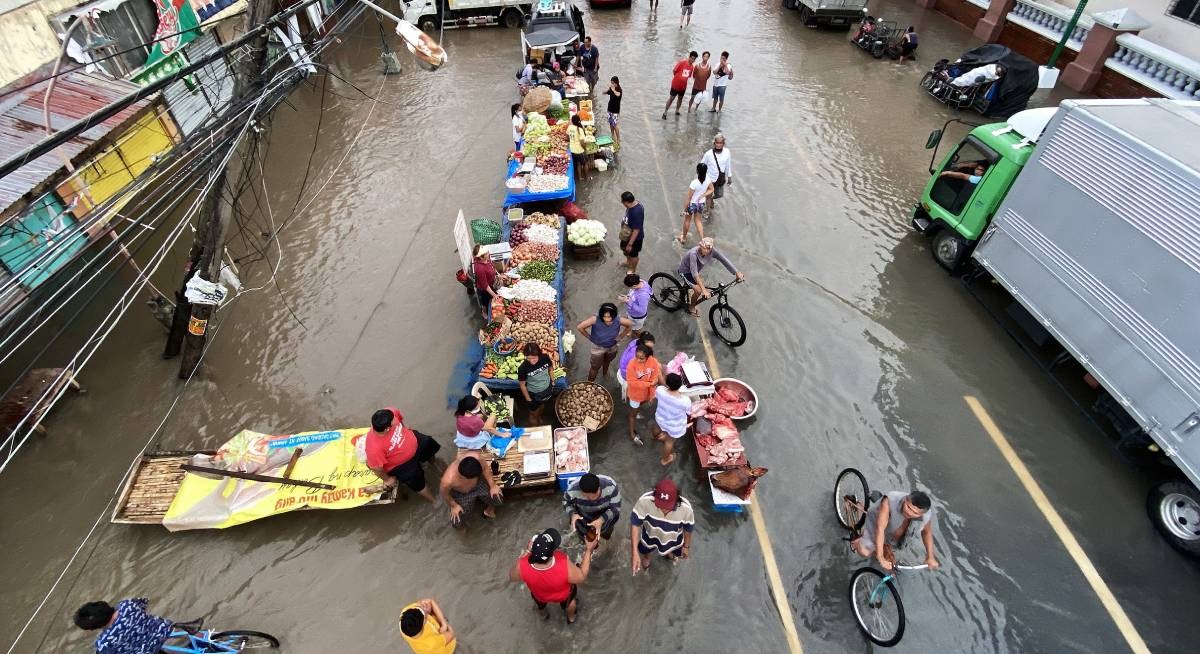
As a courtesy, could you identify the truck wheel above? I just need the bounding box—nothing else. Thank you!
[798,6,814,26]
[783,0,798,8]
[418,17,437,33]
[931,229,968,273]
[1147,480,1200,556]
[502,9,522,28]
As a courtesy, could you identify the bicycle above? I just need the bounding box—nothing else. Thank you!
[834,467,930,647]
[161,620,279,652]
[647,273,746,347]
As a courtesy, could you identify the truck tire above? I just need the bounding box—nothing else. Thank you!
[502,9,522,28]
[931,229,969,273]
[798,6,814,26]
[418,17,437,33]
[1147,480,1200,557]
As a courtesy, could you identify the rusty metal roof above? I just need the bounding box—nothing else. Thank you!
[0,71,152,213]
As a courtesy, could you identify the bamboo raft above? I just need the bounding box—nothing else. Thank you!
[111,451,399,526]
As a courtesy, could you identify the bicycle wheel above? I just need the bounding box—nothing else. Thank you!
[649,272,686,312]
[708,303,746,347]
[834,467,871,530]
[211,630,280,649]
[848,567,906,647]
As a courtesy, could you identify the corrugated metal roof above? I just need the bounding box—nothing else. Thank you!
[0,71,152,213]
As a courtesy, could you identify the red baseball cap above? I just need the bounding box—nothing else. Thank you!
[653,478,678,511]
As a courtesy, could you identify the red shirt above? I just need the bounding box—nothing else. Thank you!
[473,257,497,294]
[519,551,571,602]
[671,59,694,91]
[365,408,418,471]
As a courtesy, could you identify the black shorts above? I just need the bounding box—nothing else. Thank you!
[901,42,918,56]
[531,583,578,610]
[620,238,643,258]
[385,432,441,492]
[669,87,685,98]
[528,390,553,411]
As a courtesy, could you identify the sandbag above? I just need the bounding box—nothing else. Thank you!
[712,465,768,499]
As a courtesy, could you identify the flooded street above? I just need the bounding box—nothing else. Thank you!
[3,1,1197,652]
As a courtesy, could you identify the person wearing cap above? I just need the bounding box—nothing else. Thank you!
[508,528,597,623]
[850,490,940,571]
[366,407,442,503]
[630,478,695,574]
[398,598,456,654]
[676,237,745,317]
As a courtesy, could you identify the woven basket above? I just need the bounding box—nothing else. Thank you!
[555,381,613,433]
[570,242,602,260]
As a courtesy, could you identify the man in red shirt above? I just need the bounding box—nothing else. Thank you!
[661,51,697,119]
[508,528,597,624]
[366,407,441,502]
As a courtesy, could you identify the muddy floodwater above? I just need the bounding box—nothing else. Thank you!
[4,2,1198,653]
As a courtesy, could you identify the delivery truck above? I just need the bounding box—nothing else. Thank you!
[782,0,868,29]
[912,98,1200,555]
[403,0,532,33]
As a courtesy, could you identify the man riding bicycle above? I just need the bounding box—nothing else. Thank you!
[677,237,744,316]
[851,490,941,571]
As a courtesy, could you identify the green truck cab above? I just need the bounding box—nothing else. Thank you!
[911,108,1056,270]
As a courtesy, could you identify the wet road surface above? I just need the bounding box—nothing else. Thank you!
[3,1,1198,652]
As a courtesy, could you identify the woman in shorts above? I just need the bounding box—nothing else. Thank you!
[653,373,693,465]
[678,162,713,244]
[604,76,623,146]
[616,332,655,410]
[577,303,632,382]
[568,114,589,181]
[624,345,662,446]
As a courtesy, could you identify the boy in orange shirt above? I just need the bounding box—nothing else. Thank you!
[624,345,662,445]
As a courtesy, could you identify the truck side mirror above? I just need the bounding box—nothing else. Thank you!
[925,129,942,150]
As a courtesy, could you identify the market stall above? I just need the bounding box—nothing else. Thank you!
[476,209,569,392]
[681,375,764,513]
[506,109,575,207]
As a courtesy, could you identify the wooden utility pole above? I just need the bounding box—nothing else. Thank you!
[173,0,275,377]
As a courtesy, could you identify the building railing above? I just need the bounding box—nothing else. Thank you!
[1006,0,1091,49]
[1107,33,1200,99]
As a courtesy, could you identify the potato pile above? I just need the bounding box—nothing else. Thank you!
[510,321,557,354]
[557,383,613,430]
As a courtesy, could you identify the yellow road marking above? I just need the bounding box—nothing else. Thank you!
[783,126,818,176]
[637,98,804,653]
[963,396,1151,654]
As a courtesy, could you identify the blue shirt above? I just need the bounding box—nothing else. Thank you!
[622,203,645,244]
[95,598,173,654]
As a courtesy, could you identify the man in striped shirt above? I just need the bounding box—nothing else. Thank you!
[630,478,694,574]
[562,472,622,548]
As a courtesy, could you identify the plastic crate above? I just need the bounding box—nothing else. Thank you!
[557,470,585,491]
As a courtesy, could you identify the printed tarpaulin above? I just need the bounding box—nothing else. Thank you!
[162,428,383,531]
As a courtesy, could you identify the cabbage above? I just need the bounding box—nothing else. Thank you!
[566,219,607,247]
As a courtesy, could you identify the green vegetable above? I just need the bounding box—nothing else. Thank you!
[519,260,556,283]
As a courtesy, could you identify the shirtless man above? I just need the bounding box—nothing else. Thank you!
[439,454,503,527]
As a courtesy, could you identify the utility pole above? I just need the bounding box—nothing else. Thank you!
[171,0,274,376]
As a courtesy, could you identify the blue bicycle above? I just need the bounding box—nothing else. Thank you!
[835,468,930,647]
[161,623,279,652]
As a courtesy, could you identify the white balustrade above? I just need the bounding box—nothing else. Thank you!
[1006,0,1091,48]
[1107,34,1200,99]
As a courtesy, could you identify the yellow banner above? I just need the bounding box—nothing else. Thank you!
[163,428,383,531]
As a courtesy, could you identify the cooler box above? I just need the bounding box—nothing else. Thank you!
[554,426,589,491]
[708,471,752,513]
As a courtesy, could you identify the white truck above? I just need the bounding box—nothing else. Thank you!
[782,0,868,29]
[959,99,1200,555]
[403,0,532,32]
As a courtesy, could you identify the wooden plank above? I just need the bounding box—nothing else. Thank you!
[180,464,336,490]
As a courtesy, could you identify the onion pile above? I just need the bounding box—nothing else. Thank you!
[512,242,560,265]
[540,154,568,176]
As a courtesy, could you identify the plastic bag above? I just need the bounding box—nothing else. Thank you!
[559,201,588,223]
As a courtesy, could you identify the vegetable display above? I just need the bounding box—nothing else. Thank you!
[500,279,557,302]
[526,175,569,193]
[550,123,569,152]
[523,224,560,245]
[540,154,568,176]
[513,300,557,324]
[509,223,529,247]
[480,395,512,423]
[511,242,560,265]
[556,383,614,430]
[524,212,562,228]
[510,322,557,354]
[480,353,524,380]
[566,219,607,247]
[518,260,556,283]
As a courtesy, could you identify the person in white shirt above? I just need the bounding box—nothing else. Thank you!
[710,51,733,112]
[677,162,713,245]
[698,134,731,208]
[511,104,525,152]
[950,63,1004,88]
